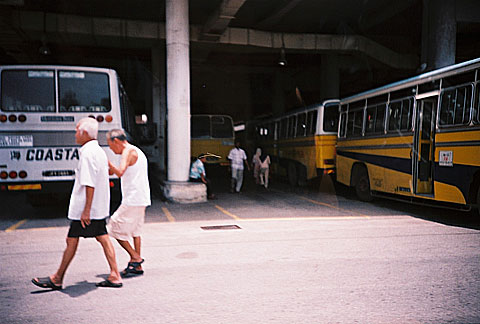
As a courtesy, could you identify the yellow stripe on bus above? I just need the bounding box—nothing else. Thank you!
[8,184,42,190]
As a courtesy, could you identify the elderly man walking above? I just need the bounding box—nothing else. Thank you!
[32,117,122,290]
[106,129,151,277]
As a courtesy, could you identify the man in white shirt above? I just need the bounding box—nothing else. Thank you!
[227,141,250,193]
[106,129,151,277]
[32,117,122,290]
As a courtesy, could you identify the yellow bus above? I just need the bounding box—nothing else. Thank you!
[254,100,339,186]
[336,57,480,214]
[190,114,234,166]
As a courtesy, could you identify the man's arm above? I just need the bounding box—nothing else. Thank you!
[109,147,138,177]
[80,186,94,228]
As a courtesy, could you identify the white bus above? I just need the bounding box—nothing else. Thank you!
[0,65,136,203]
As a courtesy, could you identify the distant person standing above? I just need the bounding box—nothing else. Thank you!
[258,151,271,189]
[228,141,250,193]
[106,129,151,277]
[190,153,215,199]
[252,147,262,185]
[32,117,122,290]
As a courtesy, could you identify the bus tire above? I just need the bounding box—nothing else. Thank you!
[297,165,307,187]
[354,166,373,202]
[288,162,297,187]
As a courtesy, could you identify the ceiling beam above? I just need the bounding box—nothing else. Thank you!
[13,10,417,69]
[200,0,247,41]
[255,0,304,29]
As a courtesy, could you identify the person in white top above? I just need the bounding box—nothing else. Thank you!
[32,117,122,290]
[227,141,250,193]
[106,129,151,277]
[258,152,271,189]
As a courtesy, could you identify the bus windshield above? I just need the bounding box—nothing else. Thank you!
[59,71,111,112]
[1,70,55,112]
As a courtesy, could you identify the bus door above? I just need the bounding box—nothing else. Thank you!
[413,93,437,195]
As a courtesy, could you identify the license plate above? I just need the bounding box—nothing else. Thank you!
[0,135,33,147]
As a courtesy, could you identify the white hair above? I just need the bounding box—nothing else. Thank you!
[77,117,98,139]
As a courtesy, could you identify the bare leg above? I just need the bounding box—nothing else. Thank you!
[133,236,142,270]
[49,237,79,285]
[117,238,143,267]
[96,234,122,283]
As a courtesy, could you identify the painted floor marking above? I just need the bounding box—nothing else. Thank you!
[215,205,241,220]
[161,207,176,222]
[298,196,370,218]
[5,219,27,232]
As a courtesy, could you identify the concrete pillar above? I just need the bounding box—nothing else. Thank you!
[163,0,206,203]
[421,0,456,70]
[151,46,166,171]
[320,54,339,100]
[166,0,190,182]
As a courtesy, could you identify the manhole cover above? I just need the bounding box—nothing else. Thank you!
[201,224,241,231]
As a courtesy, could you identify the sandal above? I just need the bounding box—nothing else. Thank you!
[95,279,123,288]
[31,277,62,290]
[121,259,145,277]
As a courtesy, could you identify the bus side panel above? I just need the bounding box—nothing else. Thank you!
[434,129,480,205]
[335,153,353,186]
[191,138,233,166]
[315,134,336,172]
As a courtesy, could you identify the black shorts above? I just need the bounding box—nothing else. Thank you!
[67,219,108,238]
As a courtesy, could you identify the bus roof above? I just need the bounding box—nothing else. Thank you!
[341,57,480,104]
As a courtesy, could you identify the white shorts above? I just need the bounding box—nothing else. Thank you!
[107,204,146,241]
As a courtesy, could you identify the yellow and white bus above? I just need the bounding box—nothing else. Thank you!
[190,114,235,166]
[336,57,480,213]
[254,100,339,186]
[0,65,136,202]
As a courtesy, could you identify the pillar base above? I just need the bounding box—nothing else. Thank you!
[161,181,207,203]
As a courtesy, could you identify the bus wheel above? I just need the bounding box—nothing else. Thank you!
[288,162,297,187]
[297,165,307,187]
[355,167,373,202]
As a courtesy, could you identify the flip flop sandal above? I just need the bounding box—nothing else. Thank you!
[95,279,123,288]
[121,259,145,277]
[31,277,62,290]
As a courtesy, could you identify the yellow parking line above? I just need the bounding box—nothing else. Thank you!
[298,196,370,218]
[161,207,176,222]
[240,216,370,221]
[215,205,241,220]
[5,219,27,232]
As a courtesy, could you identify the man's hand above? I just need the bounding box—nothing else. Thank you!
[80,209,91,228]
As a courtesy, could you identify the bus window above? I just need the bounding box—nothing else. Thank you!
[323,103,339,132]
[347,109,363,136]
[339,112,347,137]
[288,116,296,138]
[1,70,54,112]
[306,110,317,135]
[296,113,306,137]
[279,118,287,139]
[59,71,111,112]
[211,116,233,138]
[191,115,210,138]
[439,84,473,126]
[365,104,386,135]
[475,84,480,124]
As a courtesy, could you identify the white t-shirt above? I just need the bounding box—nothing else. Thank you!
[228,147,247,170]
[68,140,110,220]
[121,144,151,207]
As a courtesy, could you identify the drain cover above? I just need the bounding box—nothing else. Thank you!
[201,224,241,231]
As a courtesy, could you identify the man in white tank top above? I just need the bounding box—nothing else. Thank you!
[106,129,151,277]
